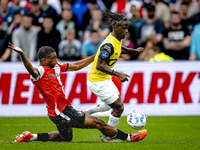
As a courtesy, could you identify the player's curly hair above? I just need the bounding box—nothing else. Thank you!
[102,9,127,27]
[38,46,55,59]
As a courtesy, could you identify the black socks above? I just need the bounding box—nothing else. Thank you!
[115,129,128,141]
[37,133,50,141]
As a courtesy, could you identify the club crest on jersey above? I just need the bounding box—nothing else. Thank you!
[57,62,63,65]
[102,51,108,58]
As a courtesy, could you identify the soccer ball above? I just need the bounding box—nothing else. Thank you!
[127,109,147,129]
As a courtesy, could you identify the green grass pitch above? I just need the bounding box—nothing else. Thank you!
[0,116,200,150]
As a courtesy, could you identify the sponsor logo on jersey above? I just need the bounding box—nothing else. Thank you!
[104,45,111,53]
[47,73,60,79]
[102,51,109,58]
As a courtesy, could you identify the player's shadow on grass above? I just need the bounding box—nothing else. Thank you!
[70,141,127,143]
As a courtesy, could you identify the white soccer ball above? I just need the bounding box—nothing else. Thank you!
[127,109,147,129]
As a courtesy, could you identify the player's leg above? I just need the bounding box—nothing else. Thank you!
[98,79,124,128]
[14,111,74,143]
[13,131,64,142]
[85,80,114,115]
[86,79,123,125]
[86,79,123,142]
[13,110,73,143]
[100,95,123,142]
[83,114,117,137]
[84,102,111,115]
[84,96,123,130]
[83,114,147,142]
[49,114,73,142]
[29,131,65,141]
[107,95,124,128]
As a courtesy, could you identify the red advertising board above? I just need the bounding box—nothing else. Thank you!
[0,61,200,116]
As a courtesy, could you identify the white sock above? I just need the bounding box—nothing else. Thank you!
[29,134,38,142]
[107,114,120,129]
[126,134,131,142]
[84,103,111,115]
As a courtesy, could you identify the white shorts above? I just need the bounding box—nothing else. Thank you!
[87,79,120,105]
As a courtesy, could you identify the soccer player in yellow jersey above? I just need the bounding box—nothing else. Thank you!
[84,9,144,142]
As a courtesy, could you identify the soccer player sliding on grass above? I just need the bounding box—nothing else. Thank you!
[9,43,147,143]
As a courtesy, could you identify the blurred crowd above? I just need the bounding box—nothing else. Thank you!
[0,0,200,62]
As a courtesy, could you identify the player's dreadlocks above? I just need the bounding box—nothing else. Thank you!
[102,9,127,28]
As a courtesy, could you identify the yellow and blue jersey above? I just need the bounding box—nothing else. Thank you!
[88,33,122,82]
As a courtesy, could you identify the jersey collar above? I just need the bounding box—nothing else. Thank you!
[109,33,122,45]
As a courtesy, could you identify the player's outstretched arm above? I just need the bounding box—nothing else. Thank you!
[8,42,39,79]
[121,46,144,54]
[96,58,130,82]
[67,54,95,71]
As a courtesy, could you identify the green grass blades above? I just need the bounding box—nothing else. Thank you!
[0,116,200,150]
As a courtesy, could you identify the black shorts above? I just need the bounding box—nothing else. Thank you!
[49,105,85,138]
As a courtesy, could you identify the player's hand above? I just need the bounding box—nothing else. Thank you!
[134,47,144,53]
[8,42,24,55]
[118,73,130,82]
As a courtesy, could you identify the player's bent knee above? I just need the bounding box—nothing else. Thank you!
[119,103,124,113]
[115,103,124,115]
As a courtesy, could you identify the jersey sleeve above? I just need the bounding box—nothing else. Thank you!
[98,43,114,62]
[57,62,69,72]
[31,66,44,82]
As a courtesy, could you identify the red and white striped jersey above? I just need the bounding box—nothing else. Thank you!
[31,62,70,117]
